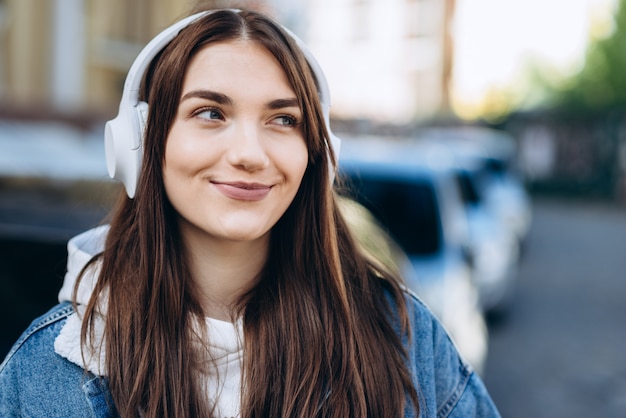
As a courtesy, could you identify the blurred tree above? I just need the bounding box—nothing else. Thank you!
[545,0,626,112]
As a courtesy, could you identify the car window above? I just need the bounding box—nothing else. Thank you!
[342,174,441,256]
[455,170,482,205]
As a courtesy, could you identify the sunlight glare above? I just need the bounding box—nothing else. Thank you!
[451,0,617,119]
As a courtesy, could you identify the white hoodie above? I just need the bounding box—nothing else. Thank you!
[53,226,243,416]
[57,225,108,308]
[55,225,109,376]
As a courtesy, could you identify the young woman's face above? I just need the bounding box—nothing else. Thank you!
[163,40,308,245]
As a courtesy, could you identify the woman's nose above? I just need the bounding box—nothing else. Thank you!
[226,122,270,171]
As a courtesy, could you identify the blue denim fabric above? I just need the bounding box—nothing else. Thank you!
[0,303,119,417]
[0,295,500,417]
[400,292,500,417]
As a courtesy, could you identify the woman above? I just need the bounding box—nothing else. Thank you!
[0,8,500,417]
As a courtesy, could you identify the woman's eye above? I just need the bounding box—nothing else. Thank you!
[273,115,298,127]
[195,108,223,121]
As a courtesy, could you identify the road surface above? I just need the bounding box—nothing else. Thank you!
[484,198,626,417]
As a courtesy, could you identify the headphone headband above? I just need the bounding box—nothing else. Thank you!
[104,9,340,198]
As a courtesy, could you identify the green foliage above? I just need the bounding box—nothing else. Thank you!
[545,0,626,112]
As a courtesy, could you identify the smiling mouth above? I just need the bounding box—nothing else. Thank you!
[212,181,272,201]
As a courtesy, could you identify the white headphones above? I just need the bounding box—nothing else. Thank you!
[104,9,341,198]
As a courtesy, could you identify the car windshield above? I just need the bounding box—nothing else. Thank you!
[342,174,441,256]
[455,170,482,205]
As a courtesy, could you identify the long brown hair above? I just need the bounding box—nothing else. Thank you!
[79,9,419,417]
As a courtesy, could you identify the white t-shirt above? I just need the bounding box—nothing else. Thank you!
[204,316,244,418]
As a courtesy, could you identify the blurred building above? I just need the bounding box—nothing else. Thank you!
[0,0,454,124]
[304,0,456,123]
[0,0,195,118]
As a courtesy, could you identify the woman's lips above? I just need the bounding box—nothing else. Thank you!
[212,182,272,201]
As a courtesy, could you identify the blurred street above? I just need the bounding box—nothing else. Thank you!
[484,198,626,417]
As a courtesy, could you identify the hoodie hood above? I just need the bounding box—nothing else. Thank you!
[57,225,109,306]
[55,225,109,376]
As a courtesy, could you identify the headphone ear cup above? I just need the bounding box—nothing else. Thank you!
[135,101,149,146]
[104,118,119,180]
[327,132,342,184]
[104,101,148,198]
[329,133,341,161]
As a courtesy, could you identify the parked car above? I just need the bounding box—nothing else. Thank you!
[337,137,488,374]
[453,160,520,314]
[418,126,532,247]
[337,195,418,286]
[414,127,531,314]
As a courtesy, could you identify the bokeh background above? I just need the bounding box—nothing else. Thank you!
[1,1,626,416]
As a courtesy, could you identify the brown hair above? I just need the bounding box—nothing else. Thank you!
[79,9,419,417]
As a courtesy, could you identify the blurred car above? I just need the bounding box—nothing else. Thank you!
[454,161,520,314]
[418,126,532,247]
[414,126,531,313]
[479,145,532,251]
[337,137,488,374]
[337,195,418,285]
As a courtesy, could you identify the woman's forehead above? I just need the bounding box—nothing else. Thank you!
[180,40,296,98]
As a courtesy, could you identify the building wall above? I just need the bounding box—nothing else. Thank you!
[0,0,54,107]
[0,0,195,116]
[0,0,454,124]
[305,0,455,123]
[84,0,192,111]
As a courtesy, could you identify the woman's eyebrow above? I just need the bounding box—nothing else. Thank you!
[181,89,232,105]
[180,90,299,111]
[266,98,299,110]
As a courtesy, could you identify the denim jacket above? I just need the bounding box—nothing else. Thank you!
[0,227,501,417]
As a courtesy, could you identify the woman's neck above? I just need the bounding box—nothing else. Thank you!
[182,229,269,321]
